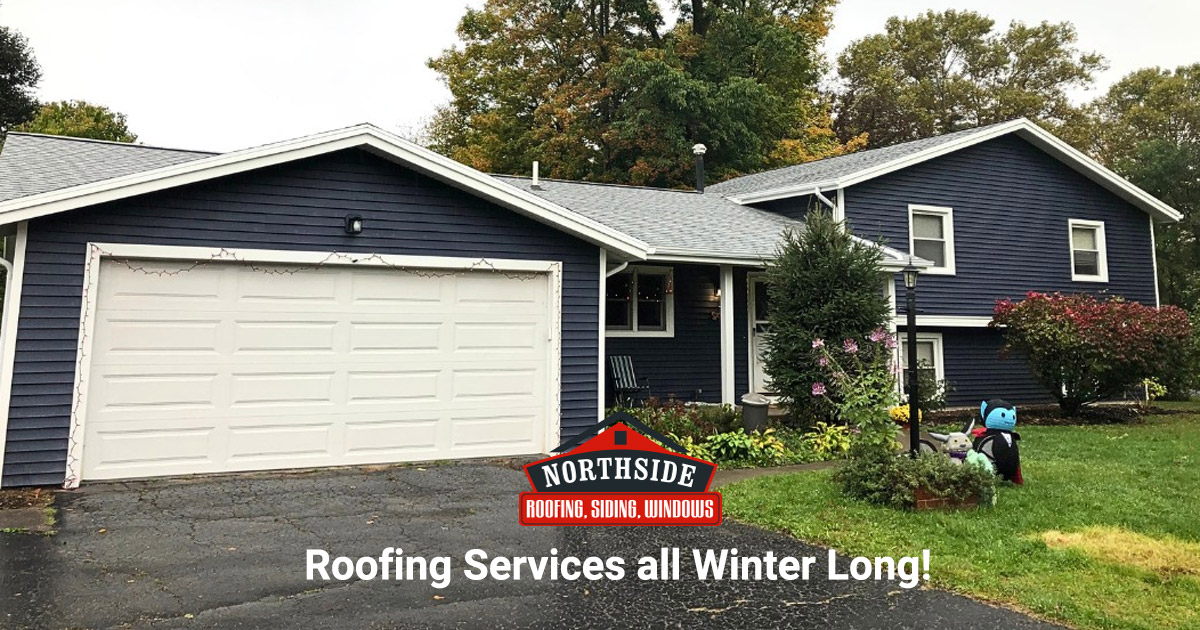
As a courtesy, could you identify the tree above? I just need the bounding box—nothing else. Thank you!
[427,0,862,188]
[763,208,890,423]
[0,17,41,136]
[15,100,137,142]
[991,292,1192,416]
[833,10,1105,148]
[1085,65,1200,310]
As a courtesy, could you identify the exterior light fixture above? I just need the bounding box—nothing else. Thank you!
[903,262,919,290]
[344,214,364,235]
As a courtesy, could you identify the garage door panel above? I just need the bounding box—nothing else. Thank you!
[82,259,554,481]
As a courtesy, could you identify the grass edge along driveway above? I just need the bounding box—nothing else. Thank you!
[721,403,1200,630]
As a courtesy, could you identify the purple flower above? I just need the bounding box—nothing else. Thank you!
[843,338,859,354]
[812,338,825,349]
[884,335,897,350]
[811,382,827,396]
[818,356,829,367]
[869,328,888,343]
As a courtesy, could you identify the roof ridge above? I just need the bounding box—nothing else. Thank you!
[4,132,218,155]
[495,174,703,194]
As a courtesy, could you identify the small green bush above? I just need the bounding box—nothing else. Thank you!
[802,421,853,459]
[834,451,997,510]
[614,398,738,441]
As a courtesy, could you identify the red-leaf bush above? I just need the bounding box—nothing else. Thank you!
[991,292,1192,416]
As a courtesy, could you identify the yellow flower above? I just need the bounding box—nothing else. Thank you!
[889,406,922,423]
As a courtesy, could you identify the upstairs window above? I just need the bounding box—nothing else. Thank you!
[908,205,956,275]
[606,266,674,337]
[1069,219,1108,282]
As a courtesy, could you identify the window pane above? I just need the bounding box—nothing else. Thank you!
[753,281,769,320]
[606,300,631,329]
[637,273,665,301]
[901,341,937,370]
[637,301,665,330]
[1072,226,1097,251]
[912,213,944,239]
[1074,251,1100,276]
[913,239,946,267]
[606,273,631,301]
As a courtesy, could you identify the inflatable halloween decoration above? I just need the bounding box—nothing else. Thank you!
[971,399,1023,484]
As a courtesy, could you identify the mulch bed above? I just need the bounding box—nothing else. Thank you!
[0,487,55,510]
[924,403,1184,427]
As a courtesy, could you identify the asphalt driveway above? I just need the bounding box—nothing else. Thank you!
[0,463,1063,629]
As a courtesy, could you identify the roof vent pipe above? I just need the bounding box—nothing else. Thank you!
[692,144,707,193]
[531,161,541,190]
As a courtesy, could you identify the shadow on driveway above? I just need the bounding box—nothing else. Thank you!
[0,464,1063,629]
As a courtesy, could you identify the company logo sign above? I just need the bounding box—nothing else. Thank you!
[520,411,721,526]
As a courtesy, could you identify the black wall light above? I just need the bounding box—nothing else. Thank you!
[344,214,364,235]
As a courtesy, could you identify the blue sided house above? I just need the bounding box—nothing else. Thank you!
[0,119,1179,487]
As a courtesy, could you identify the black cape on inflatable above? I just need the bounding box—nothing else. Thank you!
[972,428,1023,484]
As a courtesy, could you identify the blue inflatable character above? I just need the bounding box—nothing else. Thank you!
[970,399,1023,484]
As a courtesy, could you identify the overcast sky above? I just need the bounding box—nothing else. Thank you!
[3,1,1198,152]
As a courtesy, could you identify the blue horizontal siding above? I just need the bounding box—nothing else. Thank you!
[3,149,600,486]
[606,264,723,404]
[845,134,1158,316]
[901,326,1054,407]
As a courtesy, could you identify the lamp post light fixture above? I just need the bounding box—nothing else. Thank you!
[903,259,921,458]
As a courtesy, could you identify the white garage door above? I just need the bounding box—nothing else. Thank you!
[81,259,554,481]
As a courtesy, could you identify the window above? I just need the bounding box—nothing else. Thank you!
[606,266,674,337]
[1069,219,1108,282]
[908,205,956,275]
[898,333,945,396]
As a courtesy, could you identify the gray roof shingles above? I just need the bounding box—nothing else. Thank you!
[708,121,1015,197]
[0,133,214,203]
[495,176,798,259]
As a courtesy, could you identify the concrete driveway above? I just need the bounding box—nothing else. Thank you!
[0,463,1062,629]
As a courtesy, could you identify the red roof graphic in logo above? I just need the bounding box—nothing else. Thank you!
[519,411,721,526]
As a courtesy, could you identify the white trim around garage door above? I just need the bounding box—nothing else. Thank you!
[62,243,564,488]
[0,222,29,487]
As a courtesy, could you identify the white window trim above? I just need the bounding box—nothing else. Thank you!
[908,204,956,275]
[605,265,675,338]
[899,332,946,386]
[1069,218,1109,283]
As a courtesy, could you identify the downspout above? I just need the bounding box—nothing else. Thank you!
[605,261,629,278]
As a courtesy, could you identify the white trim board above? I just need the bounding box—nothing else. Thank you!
[0,124,651,260]
[893,315,993,328]
[0,223,29,487]
[719,265,735,405]
[62,243,564,488]
[726,118,1183,223]
[597,248,607,421]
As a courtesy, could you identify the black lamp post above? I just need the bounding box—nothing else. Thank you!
[903,261,921,459]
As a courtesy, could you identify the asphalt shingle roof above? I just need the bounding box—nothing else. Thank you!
[0,133,215,202]
[495,176,799,259]
[708,121,1016,197]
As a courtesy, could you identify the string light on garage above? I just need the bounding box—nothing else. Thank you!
[61,244,562,488]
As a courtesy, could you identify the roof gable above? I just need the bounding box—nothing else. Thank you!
[0,125,651,258]
[711,119,1182,223]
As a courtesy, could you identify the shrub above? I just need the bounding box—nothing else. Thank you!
[834,450,997,510]
[915,359,954,414]
[764,209,891,424]
[812,329,900,458]
[802,421,853,459]
[615,398,736,440]
[992,292,1193,416]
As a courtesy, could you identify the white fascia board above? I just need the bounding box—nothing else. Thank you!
[725,119,1183,223]
[0,124,652,259]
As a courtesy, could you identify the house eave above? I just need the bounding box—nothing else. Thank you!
[0,124,653,259]
[723,119,1183,223]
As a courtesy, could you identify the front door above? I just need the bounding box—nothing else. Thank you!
[749,276,773,394]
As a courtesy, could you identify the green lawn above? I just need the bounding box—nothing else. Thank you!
[722,402,1200,630]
